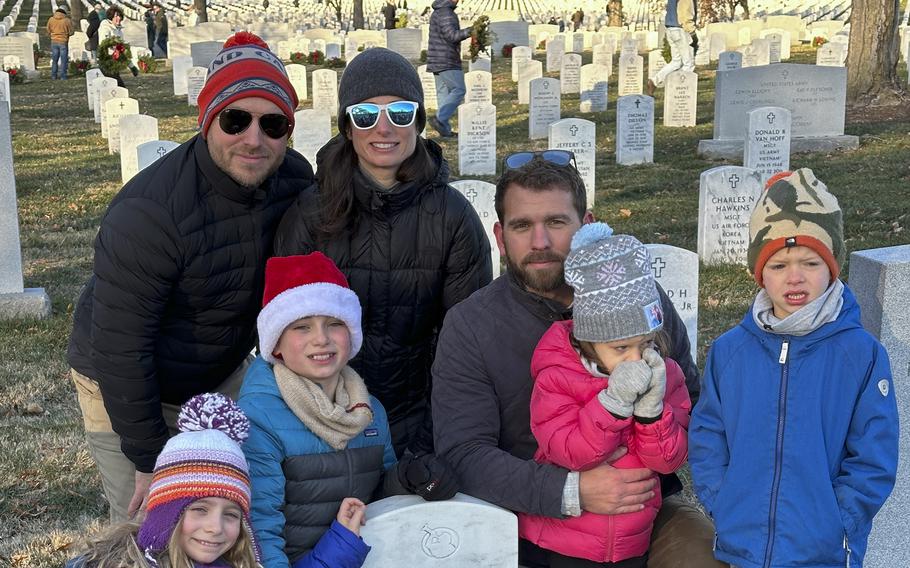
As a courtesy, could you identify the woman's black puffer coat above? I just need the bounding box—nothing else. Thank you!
[273,138,492,452]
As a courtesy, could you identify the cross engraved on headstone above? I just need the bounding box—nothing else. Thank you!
[729,173,740,188]
[634,98,641,108]
[119,101,126,110]
[651,257,667,278]
[466,188,477,202]
[767,112,775,124]
[156,146,167,156]
[569,125,578,136]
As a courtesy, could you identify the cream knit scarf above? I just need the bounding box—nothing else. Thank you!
[273,363,373,450]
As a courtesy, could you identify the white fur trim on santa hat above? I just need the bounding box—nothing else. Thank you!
[257,282,363,365]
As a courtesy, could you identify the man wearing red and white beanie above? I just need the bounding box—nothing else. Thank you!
[67,32,315,523]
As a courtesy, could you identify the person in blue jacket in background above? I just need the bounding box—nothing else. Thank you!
[240,253,458,568]
[689,168,899,568]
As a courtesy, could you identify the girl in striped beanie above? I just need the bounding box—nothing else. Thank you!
[66,393,261,568]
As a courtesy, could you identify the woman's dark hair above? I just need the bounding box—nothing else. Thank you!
[316,135,436,237]
[571,330,672,374]
[107,5,125,20]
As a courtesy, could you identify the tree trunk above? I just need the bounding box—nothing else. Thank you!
[846,0,906,105]
[69,0,83,23]
[740,0,750,19]
[194,0,208,23]
[353,0,364,29]
[608,0,623,27]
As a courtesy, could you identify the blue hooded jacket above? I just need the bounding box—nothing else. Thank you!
[690,284,898,568]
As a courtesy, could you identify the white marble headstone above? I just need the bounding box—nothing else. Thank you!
[548,118,596,208]
[136,140,180,173]
[517,59,542,105]
[528,77,560,140]
[560,53,582,94]
[85,68,104,111]
[744,106,791,185]
[171,55,193,96]
[286,63,307,104]
[100,86,129,137]
[546,39,565,72]
[663,70,697,128]
[120,114,160,184]
[592,43,613,74]
[91,77,118,124]
[850,245,910,568]
[645,244,699,363]
[717,50,743,72]
[0,71,8,112]
[311,68,339,116]
[457,102,496,176]
[463,70,491,106]
[292,109,331,172]
[616,95,654,165]
[579,64,608,112]
[647,50,667,82]
[617,53,643,97]
[417,65,438,110]
[697,165,763,266]
[451,180,501,277]
[186,67,208,107]
[106,97,140,154]
[510,45,532,82]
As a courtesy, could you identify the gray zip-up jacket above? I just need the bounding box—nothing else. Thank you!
[432,272,699,520]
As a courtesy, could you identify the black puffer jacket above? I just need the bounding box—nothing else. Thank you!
[426,0,471,73]
[273,138,491,448]
[67,135,313,472]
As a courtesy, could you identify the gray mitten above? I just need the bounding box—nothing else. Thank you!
[634,348,667,419]
[600,360,652,417]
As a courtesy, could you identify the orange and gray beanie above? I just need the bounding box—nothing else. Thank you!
[747,168,845,286]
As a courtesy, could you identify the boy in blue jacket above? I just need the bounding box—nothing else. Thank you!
[689,168,898,568]
[239,253,457,568]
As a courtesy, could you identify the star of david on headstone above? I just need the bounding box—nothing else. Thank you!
[650,257,666,278]
[569,125,578,136]
[729,173,740,188]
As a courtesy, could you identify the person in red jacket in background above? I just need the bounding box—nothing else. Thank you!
[521,223,690,568]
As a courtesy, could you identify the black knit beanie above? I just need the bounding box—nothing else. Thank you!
[337,47,425,138]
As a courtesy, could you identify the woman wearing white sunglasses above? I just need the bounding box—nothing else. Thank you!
[274,47,492,459]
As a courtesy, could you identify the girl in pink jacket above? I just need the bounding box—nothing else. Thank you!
[520,223,691,567]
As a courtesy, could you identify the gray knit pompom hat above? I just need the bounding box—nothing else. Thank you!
[565,223,664,343]
[337,47,425,137]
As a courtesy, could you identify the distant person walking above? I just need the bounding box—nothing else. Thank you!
[382,0,397,29]
[84,3,105,59]
[153,2,168,57]
[648,0,696,96]
[426,0,471,138]
[46,6,74,80]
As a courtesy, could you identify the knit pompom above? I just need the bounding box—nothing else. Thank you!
[223,31,269,50]
[177,393,250,445]
[571,222,614,251]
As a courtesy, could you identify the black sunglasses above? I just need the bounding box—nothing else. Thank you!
[218,108,291,139]
[503,150,577,171]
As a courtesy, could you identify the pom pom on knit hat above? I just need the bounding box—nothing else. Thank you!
[747,168,844,287]
[258,253,363,365]
[571,221,614,251]
[564,223,663,343]
[196,32,297,138]
[136,393,259,563]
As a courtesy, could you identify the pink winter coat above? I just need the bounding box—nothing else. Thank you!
[519,320,691,563]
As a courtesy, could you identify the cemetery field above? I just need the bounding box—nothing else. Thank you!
[2,46,910,567]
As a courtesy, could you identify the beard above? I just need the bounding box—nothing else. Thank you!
[504,248,568,296]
